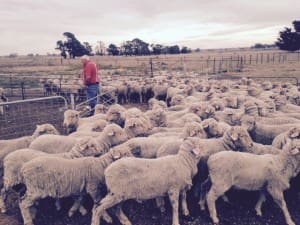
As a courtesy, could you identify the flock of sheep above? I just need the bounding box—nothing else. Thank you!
[1,75,300,225]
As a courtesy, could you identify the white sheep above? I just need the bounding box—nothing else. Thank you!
[91,137,203,225]
[0,124,59,175]
[1,124,129,213]
[18,144,141,225]
[241,115,300,144]
[272,127,300,149]
[63,109,106,134]
[204,141,300,225]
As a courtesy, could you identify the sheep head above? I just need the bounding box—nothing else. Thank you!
[226,126,253,150]
[241,115,255,132]
[63,110,80,134]
[32,123,59,138]
[103,124,128,146]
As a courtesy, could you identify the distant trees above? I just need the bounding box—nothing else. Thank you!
[55,33,197,57]
[276,20,300,52]
[56,32,92,58]
[106,39,193,56]
[251,43,276,49]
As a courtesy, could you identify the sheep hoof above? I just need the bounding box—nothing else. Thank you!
[255,210,262,217]
[198,199,206,211]
[68,210,75,218]
[102,212,113,224]
[79,206,88,216]
[183,209,189,217]
[1,208,6,214]
[159,206,166,213]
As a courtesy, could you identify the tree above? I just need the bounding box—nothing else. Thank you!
[55,32,92,58]
[276,21,300,52]
[95,41,106,55]
[55,40,67,59]
[181,46,192,54]
[107,44,120,56]
[151,44,163,55]
[131,38,150,55]
[168,45,180,54]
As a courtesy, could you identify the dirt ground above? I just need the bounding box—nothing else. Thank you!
[1,178,300,225]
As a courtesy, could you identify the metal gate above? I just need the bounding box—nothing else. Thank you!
[0,96,68,139]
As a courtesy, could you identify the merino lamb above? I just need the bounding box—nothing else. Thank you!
[272,127,300,149]
[241,115,300,144]
[18,145,142,225]
[63,109,106,134]
[204,141,300,225]
[0,124,59,176]
[91,137,203,225]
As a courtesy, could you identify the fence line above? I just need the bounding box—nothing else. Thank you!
[0,96,68,139]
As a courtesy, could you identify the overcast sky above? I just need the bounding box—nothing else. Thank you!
[0,0,299,55]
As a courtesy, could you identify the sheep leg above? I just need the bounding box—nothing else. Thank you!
[207,185,228,224]
[79,205,88,216]
[168,188,180,225]
[115,204,132,225]
[199,177,212,210]
[155,197,166,213]
[0,188,7,213]
[181,190,189,216]
[255,192,266,216]
[68,196,83,217]
[19,194,36,225]
[91,193,121,225]
[268,187,295,225]
[55,198,61,211]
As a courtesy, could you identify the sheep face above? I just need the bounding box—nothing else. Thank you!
[103,124,128,146]
[225,96,238,108]
[211,101,225,111]
[288,127,300,139]
[72,137,105,157]
[170,95,184,106]
[241,116,255,132]
[147,109,167,127]
[183,122,207,139]
[63,110,80,134]
[106,110,121,124]
[227,126,253,150]
[202,119,223,138]
[32,124,59,138]
[94,104,108,114]
[125,117,151,137]
[92,120,108,132]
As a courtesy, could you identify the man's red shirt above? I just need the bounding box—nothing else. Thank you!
[83,60,99,85]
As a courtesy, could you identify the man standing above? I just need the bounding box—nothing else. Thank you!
[81,55,99,115]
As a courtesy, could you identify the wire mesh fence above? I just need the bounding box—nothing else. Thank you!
[0,96,68,139]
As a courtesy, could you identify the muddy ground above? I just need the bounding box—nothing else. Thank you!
[1,179,300,225]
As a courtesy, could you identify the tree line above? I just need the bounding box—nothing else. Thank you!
[56,33,193,58]
[56,21,300,59]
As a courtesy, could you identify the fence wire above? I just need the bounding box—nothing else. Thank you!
[0,96,68,139]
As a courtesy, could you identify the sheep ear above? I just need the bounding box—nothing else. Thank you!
[289,148,300,155]
[190,130,196,136]
[202,123,209,128]
[289,129,299,138]
[107,131,115,136]
[230,133,239,141]
[192,147,201,156]
[112,151,121,160]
